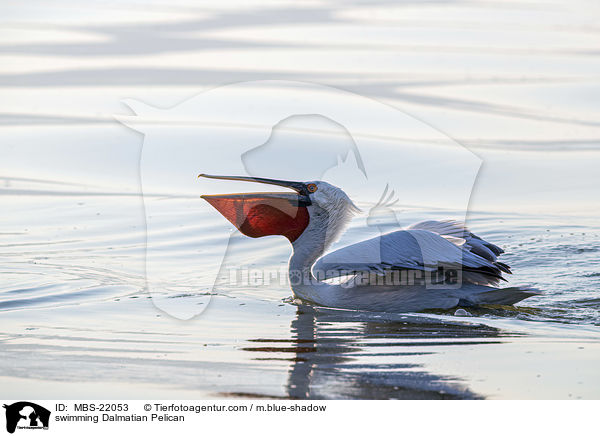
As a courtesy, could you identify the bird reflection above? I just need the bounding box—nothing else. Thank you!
[244,306,506,399]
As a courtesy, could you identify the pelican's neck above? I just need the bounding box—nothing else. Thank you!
[289,230,326,277]
[289,232,330,304]
[288,206,347,304]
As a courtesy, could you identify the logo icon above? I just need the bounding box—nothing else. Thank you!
[3,402,50,434]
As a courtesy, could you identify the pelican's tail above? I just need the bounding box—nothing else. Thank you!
[474,286,541,306]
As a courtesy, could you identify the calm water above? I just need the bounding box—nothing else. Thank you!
[1,0,599,399]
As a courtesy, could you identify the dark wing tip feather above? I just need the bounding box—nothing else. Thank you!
[495,261,512,274]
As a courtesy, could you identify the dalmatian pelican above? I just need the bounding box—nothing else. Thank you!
[199,174,538,312]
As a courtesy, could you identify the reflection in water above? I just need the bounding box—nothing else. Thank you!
[245,306,509,399]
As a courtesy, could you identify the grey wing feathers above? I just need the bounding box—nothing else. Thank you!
[314,220,510,286]
[408,220,509,273]
[408,220,505,257]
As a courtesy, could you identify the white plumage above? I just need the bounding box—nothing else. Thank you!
[289,181,538,312]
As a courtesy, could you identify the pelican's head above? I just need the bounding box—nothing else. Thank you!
[199,174,359,244]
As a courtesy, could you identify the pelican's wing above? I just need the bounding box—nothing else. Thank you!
[407,220,509,272]
[313,228,508,286]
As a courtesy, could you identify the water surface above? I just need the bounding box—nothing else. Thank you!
[1,0,599,399]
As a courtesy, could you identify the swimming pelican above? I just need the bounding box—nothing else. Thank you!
[199,174,538,312]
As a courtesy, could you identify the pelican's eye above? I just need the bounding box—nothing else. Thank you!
[306,183,318,193]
